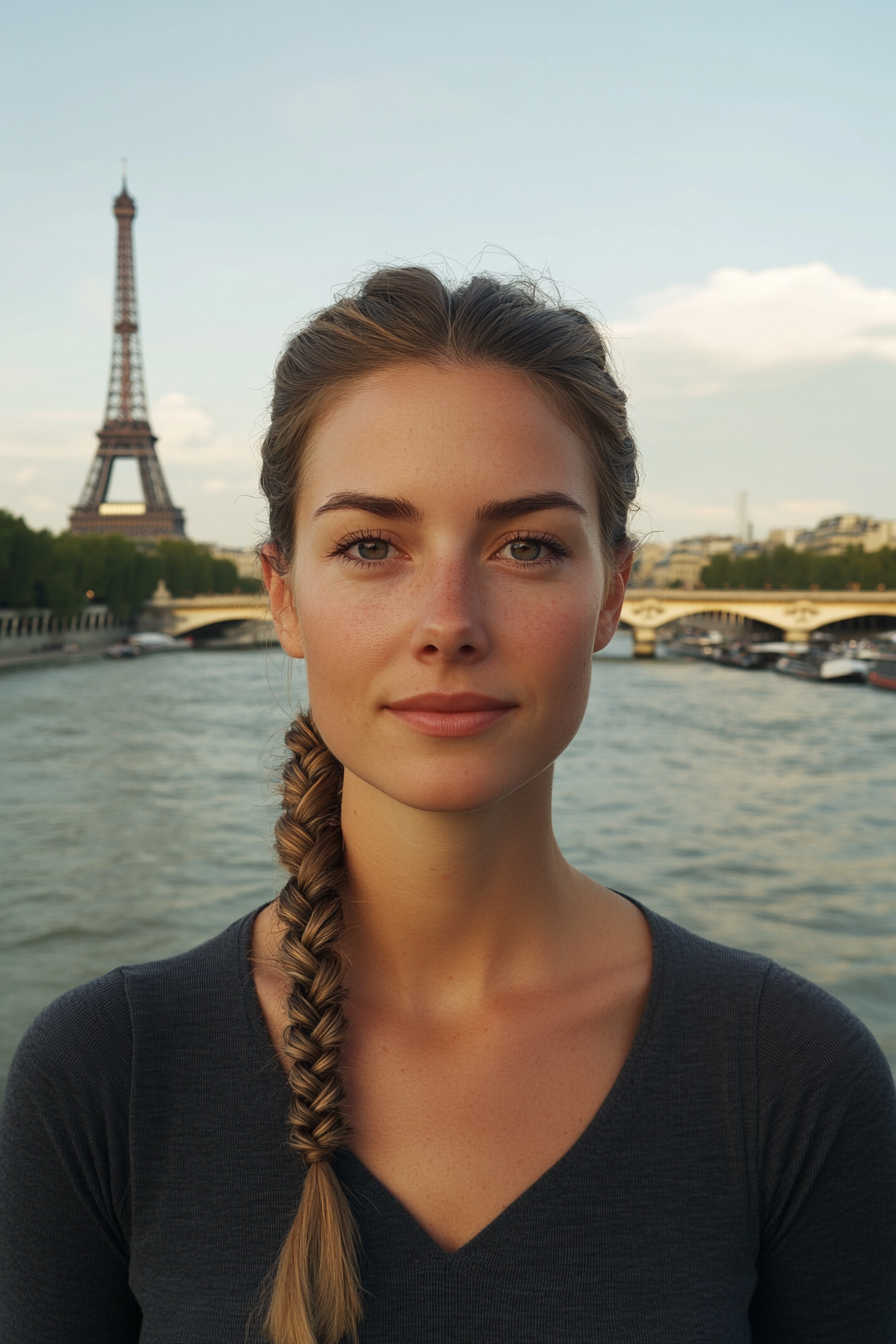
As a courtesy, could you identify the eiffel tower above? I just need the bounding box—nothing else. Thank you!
[69,176,186,540]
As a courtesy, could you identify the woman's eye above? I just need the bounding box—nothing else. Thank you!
[505,539,546,562]
[354,538,391,561]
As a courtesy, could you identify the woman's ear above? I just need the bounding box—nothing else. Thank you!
[593,552,633,654]
[261,545,305,659]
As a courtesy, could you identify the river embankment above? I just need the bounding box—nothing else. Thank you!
[0,604,130,669]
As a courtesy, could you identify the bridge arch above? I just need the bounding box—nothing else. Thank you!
[618,589,896,656]
[168,607,272,638]
[139,593,273,640]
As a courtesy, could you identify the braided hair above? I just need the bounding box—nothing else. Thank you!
[264,714,360,1344]
[259,265,639,1343]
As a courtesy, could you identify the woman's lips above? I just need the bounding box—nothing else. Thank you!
[385,693,517,738]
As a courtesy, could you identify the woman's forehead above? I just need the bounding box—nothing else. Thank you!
[299,361,595,512]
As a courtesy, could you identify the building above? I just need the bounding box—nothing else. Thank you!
[648,535,740,588]
[631,513,896,589]
[630,542,668,586]
[791,515,896,556]
[766,527,801,550]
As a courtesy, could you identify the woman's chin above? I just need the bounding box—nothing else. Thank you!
[345,761,543,816]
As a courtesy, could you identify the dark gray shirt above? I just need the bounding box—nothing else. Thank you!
[2,902,895,1343]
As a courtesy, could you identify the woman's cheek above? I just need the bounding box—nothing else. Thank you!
[299,586,402,712]
[517,591,597,742]
[512,584,597,675]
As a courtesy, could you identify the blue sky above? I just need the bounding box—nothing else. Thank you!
[1,0,894,545]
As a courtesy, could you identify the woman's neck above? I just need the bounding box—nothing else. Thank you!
[338,765,600,1013]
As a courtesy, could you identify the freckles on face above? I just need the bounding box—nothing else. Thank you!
[288,361,612,812]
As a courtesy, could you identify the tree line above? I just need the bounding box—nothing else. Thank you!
[701,544,896,591]
[0,511,261,619]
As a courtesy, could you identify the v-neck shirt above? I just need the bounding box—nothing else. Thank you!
[1,901,895,1342]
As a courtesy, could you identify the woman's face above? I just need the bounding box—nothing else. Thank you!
[268,361,629,813]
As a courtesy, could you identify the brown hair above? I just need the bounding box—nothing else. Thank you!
[259,265,638,1344]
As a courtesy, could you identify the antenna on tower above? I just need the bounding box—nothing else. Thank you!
[121,157,128,188]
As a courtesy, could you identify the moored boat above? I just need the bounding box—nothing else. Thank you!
[105,632,191,659]
[775,654,870,684]
[870,667,896,692]
[710,643,766,669]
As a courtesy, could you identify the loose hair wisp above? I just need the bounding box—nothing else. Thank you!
[260,265,639,1344]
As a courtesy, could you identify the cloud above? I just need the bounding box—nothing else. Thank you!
[615,264,896,397]
[152,392,216,448]
[151,392,244,465]
[0,394,247,471]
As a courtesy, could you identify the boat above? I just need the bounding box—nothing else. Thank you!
[129,631,190,653]
[751,640,810,657]
[870,668,896,692]
[710,643,766,669]
[775,654,870,684]
[660,631,724,660]
[105,632,191,658]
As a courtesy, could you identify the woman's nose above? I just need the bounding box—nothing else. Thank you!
[410,562,490,664]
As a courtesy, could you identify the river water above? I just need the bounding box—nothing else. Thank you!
[1,637,895,1088]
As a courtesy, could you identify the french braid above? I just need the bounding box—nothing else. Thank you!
[264,712,362,1344]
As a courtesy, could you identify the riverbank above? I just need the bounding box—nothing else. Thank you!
[0,603,130,669]
[0,642,128,672]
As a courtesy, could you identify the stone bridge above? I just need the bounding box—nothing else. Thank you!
[139,588,274,639]
[620,588,896,656]
[140,585,896,657]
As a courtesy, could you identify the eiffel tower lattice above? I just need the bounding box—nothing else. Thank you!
[69,177,186,540]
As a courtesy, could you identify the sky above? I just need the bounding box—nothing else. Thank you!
[1,0,894,548]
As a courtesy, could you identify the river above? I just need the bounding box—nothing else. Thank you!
[1,636,894,1088]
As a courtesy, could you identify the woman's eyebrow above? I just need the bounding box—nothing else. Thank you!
[313,492,422,521]
[477,492,587,522]
[312,490,586,524]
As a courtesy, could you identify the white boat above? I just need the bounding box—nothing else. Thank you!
[775,654,869,684]
[105,632,190,658]
[128,632,189,652]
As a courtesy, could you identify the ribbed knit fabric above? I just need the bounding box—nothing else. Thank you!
[2,902,895,1343]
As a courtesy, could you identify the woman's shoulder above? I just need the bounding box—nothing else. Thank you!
[7,908,259,1105]
[642,901,893,1101]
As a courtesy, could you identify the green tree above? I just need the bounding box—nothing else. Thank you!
[1,515,260,617]
[49,533,162,618]
[0,511,55,609]
[156,539,256,597]
[701,545,896,590]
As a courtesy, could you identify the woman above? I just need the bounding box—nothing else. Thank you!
[1,266,894,1344]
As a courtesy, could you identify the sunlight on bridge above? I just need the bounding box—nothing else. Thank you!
[620,589,896,656]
